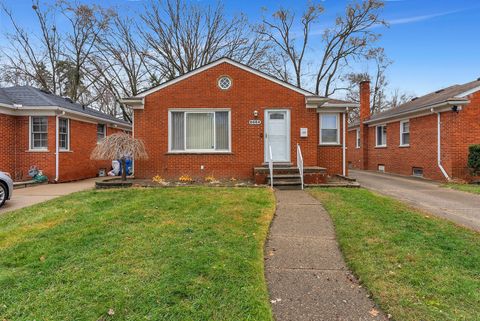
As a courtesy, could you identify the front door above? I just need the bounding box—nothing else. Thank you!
[265,109,290,162]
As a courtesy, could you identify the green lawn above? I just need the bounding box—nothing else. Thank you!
[309,188,480,321]
[0,187,275,321]
[444,183,480,195]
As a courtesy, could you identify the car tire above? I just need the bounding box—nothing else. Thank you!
[0,182,7,208]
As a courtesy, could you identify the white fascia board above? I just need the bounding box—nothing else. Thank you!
[364,101,468,126]
[457,85,480,98]
[0,105,131,129]
[120,98,145,109]
[134,58,315,99]
[322,102,359,108]
[348,124,360,131]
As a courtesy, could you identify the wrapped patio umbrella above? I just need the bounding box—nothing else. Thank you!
[91,132,148,181]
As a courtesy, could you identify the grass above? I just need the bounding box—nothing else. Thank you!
[309,188,480,321]
[444,183,480,195]
[0,187,275,321]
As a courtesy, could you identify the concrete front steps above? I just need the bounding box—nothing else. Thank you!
[254,166,328,190]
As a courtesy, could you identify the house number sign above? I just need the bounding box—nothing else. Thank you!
[249,120,261,125]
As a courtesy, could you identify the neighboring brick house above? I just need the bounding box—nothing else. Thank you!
[122,58,357,185]
[348,80,480,181]
[0,86,131,182]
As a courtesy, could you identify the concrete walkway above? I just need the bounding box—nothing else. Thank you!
[351,170,480,232]
[0,178,96,214]
[265,190,387,321]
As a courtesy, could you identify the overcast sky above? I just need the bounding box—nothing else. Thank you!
[1,0,479,97]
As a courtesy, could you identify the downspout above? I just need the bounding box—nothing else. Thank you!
[437,112,450,181]
[342,112,346,176]
[55,114,59,182]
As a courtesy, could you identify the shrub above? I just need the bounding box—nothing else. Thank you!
[467,144,480,175]
[179,174,193,183]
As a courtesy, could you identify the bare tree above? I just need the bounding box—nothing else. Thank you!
[91,132,148,181]
[86,12,153,121]
[139,0,269,82]
[344,48,414,123]
[257,4,324,88]
[315,0,386,96]
[388,88,415,109]
[0,1,61,93]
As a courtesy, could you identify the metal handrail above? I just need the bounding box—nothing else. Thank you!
[268,145,274,188]
[297,143,304,190]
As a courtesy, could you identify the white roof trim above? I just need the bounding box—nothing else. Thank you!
[134,58,315,98]
[456,85,480,98]
[322,102,359,108]
[364,100,468,126]
[0,103,131,129]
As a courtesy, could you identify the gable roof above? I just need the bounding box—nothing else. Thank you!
[0,86,131,126]
[365,79,479,124]
[129,57,318,99]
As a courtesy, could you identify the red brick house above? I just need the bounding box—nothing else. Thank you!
[348,80,480,181]
[122,58,357,186]
[0,86,131,182]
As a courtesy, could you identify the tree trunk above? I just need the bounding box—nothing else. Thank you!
[121,158,127,181]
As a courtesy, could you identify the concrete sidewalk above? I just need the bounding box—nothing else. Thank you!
[0,178,96,214]
[265,190,387,321]
[351,170,480,232]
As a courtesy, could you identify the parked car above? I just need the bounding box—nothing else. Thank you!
[0,172,13,208]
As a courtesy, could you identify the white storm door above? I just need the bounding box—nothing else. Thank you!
[265,110,290,162]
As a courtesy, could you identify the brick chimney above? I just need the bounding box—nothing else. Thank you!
[359,81,371,169]
[360,81,371,122]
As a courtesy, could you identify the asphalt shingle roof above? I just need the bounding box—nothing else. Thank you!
[0,88,14,105]
[0,86,130,125]
[367,79,479,122]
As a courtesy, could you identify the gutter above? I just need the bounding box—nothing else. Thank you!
[364,99,468,126]
[342,112,346,176]
[55,114,59,182]
[437,112,450,181]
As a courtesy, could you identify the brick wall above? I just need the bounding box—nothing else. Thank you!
[0,114,16,175]
[348,91,480,182]
[134,62,346,180]
[0,114,126,182]
[448,91,480,180]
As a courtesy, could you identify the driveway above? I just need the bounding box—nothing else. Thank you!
[0,178,96,214]
[351,170,480,232]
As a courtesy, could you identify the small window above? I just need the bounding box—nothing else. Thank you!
[320,114,339,145]
[376,125,387,147]
[400,120,410,146]
[97,124,106,143]
[58,118,69,150]
[412,167,423,177]
[170,110,230,152]
[378,164,385,172]
[270,113,284,120]
[30,116,48,150]
[356,128,361,148]
[218,76,232,90]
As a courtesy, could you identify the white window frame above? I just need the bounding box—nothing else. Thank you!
[97,123,106,143]
[58,117,70,151]
[375,124,387,147]
[355,128,361,148]
[168,108,231,153]
[319,113,340,145]
[399,120,410,147]
[29,116,48,151]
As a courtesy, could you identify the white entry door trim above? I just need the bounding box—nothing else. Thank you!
[264,109,291,163]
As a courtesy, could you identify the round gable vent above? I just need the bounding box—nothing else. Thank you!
[218,76,232,90]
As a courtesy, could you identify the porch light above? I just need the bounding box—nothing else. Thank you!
[253,110,259,117]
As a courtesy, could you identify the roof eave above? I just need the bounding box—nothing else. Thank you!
[364,99,469,125]
[120,97,145,109]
